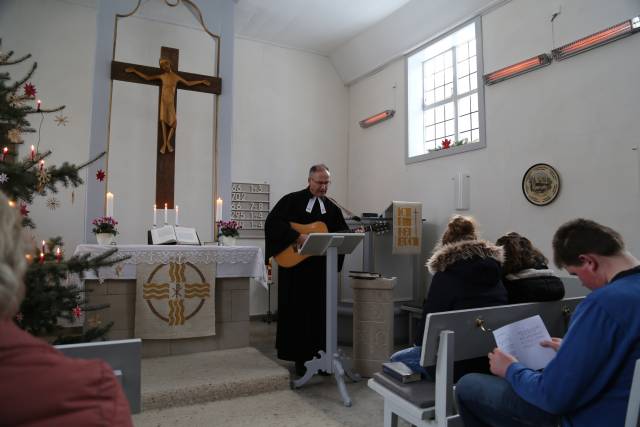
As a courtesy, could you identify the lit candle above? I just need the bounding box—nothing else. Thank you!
[164,203,168,225]
[30,145,35,161]
[2,147,7,161]
[37,99,41,112]
[41,240,46,254]
[153,204,157,227]
[55,247,62,263]
[175,205,179,226]
[39,251,44,264]
[215,197,223,221]
[106,192,114,217]
[39,160,45,171]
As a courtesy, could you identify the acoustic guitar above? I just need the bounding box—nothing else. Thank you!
[273,221,389,268]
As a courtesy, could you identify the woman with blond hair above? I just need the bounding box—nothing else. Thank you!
[0,193,133,426]
[390,215,507,378]
[496,232,564,303]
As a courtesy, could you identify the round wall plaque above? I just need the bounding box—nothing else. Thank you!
[522,163,561,206]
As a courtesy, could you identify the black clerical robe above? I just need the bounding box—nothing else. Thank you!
[265,188,348,362]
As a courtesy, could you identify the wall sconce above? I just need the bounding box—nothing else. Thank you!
[484,54,552,86]
[359,109,395,128]
[552,16,640,61]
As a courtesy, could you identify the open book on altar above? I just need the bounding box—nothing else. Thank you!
[492,315,556,370]
[148,225,200,245]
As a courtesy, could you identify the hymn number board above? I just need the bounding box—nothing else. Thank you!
[231,182,270,238]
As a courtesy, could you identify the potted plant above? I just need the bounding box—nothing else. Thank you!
[92,216,118,245]
[217,220,241,246]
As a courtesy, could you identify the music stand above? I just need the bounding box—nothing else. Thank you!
[291,232,364,407]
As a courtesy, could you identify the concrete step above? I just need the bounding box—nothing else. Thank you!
[141,347,290,411]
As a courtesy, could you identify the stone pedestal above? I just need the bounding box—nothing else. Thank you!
[351,277,396,377]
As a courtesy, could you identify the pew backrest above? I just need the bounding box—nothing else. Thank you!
[56,338,141,413]
[420,296,585,367]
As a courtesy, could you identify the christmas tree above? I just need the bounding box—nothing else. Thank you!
[0,39,125,344]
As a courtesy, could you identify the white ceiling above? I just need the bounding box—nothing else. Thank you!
[233,0,412,56]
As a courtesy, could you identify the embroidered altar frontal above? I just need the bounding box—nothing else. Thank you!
[136,261,216,339]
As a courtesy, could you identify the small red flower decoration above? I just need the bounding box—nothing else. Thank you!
[442,138,452,149]
[24,82,37,97]
[72,305,83,319]
[19,202,29,217]
[96,169,106,182]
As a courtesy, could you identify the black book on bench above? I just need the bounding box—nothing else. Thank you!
[382,361,421,383]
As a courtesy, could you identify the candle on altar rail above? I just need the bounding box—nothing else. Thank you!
[164,203,168,225]
[175,205,179,226]
[106,192,114,217]
[2,147,7,161]
[153,204,157,227]
[55,247,62,263]
[30,145,36,161]
[215,197,223,221]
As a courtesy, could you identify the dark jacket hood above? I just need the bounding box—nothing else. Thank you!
[427,239,504,286]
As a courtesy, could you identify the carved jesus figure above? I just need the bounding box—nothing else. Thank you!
[126,59,211,154]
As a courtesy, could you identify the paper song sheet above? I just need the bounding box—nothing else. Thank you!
[493,315,556,370]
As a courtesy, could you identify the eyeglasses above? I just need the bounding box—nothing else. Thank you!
[310,179,331,186]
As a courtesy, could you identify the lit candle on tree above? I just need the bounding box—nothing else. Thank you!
[39,251,44,264]
[175,205,180,226]
[153,204,157,227]
[30,145,36,161]
[37,99,41,112]
[41,240,46,254]
[39,160,45,171]
[2,147,7,161]
[55,247,62,263]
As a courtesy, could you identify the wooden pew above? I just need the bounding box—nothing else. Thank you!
[368,297,585,427]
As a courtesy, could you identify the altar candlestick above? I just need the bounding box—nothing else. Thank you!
[2,147,7,161]
[164,203,168,225]
[153,204,157,227]
[37,99,41,112]
[215,198,223,220]
[30,145,36,161]
[175,205,180,226]
[106,192,114,217]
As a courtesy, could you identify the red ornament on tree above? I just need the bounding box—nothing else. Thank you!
[24,82,37,97]
[72,305,83,319]
[96,169,106,182]
[442,138,452,149]
[19,202,29,216]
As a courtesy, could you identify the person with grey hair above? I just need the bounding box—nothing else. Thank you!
[0,193,133,426]
[265,164,348,377]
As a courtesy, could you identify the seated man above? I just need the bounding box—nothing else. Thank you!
[455,218,640,427]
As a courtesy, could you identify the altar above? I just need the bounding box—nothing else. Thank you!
[73,244,267,358]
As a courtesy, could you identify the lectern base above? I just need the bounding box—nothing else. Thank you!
[291,349,361,407]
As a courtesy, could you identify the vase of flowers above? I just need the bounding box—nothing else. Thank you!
[92,216,118,245]
[217,220,241,246]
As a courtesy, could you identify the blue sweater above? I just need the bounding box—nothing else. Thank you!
[506,269,640,426]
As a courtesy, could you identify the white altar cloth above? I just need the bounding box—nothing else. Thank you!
[73,245,267,288]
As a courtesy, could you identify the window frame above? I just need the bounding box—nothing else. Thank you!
[405,16,486,164]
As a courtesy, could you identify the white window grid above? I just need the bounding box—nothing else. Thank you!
[422,39,480,152]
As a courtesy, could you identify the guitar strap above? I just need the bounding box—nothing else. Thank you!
[305,197,326,215]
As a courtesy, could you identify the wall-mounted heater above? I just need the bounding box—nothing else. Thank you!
[552,16,640,61]
[484,54,552,86]
[359,109,395,128]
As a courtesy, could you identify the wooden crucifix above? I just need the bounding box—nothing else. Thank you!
[111,46,221,208]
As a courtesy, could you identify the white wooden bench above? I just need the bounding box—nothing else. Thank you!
[368,297,585,427]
